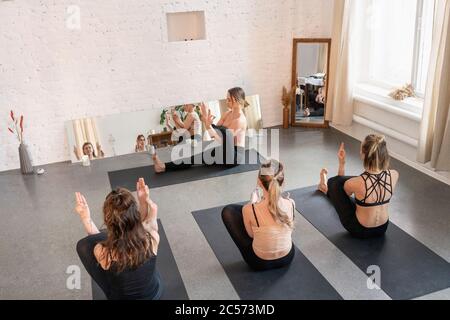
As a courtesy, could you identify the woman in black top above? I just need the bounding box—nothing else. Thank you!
[317,134,399,239]
[74,178,163,300]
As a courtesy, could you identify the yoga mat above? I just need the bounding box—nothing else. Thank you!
[108,149,263,190]
[289,186,450,300]
[192,204,342,300]
[92,220,188,300]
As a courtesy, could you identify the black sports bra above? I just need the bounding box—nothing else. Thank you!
[355,170,393,207]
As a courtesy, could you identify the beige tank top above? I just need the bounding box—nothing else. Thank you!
[251,203,294,260]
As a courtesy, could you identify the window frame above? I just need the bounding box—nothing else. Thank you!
[361,0,434,99]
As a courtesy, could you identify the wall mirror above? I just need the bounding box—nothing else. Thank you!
[291,38,331,128]
[65,95,263,163]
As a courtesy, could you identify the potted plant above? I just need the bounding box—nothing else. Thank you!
[7,110,33,174]
[159,108,169,131]
[281,86,294,129]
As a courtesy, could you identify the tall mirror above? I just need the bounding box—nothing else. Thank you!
[291,38,331,128]
[65,95,263,163]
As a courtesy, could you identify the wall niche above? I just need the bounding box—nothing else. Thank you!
[166,11,206,42]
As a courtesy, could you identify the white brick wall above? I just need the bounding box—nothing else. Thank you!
[0,0,333,171]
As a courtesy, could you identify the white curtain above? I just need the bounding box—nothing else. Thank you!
[244,95,263,130]
[326,0,356,125]
[72,118,101,156]
[317,45,328,74]
[417,0,450,171]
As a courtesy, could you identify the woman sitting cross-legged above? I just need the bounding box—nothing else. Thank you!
[166,104,202,143]
[74,178,163,300]
[152,87,249,172]
[221,159,295,271]
[318,134,400,239]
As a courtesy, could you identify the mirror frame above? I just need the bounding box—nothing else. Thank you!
[291,38,331,128]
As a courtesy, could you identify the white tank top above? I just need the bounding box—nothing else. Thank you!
[251,203,294,260]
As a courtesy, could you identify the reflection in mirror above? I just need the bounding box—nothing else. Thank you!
[65,95,263,163]
[292,39,330,127]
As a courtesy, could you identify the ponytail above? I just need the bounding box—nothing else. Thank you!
[228,87,249,109]
[362,134,390,171]
[259,160,294,229]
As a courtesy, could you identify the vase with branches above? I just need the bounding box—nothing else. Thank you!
[7,110,33,174]
[281,86,295,129]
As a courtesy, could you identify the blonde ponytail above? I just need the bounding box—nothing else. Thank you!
[259,160,294,229]
[362,134,390,171]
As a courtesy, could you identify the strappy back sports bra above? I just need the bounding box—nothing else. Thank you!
[355,170,393,207]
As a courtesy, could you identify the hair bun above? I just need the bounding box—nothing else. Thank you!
[378,135,385,144]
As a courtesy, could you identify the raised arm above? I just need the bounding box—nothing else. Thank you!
[200,103,222,144]
[182,114,194,131]
[73,146,81,161]
[74,192,100,235]
[338,142,346,176]
[165,116,174,131]
[136,178,158,232]
[96,142,105,158]
[172,111,185,129]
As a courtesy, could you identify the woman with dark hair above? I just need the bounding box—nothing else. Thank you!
[74,178,163,300]
[135,135,146,153]
[152,87,249,172]
[221,159,295,271]
[318,135,400,239]
[73,142,105,161]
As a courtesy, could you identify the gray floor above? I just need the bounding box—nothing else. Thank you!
[0,127,449,300]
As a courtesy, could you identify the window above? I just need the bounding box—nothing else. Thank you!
[355,0,435,98]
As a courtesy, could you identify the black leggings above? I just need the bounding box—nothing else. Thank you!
[327,176,389,239]
[221,205,295,271]
[76,232,163,300]
[166,125,245,171]
[309,107,324,117]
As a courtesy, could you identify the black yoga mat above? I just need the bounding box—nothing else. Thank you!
[108,149,263,190]
[289,186,450,300]
[192,204,342,300]
[92,220,188,300]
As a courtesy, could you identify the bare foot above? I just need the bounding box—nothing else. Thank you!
[303,108,311,117]
[318,168,328,194]
[152,153,166,173]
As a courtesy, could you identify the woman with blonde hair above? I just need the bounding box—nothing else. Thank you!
[318,134,400,239]
[221,159,295,271]
[152,87,249,172]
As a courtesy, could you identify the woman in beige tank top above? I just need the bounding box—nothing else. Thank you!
[221,159,295,271]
